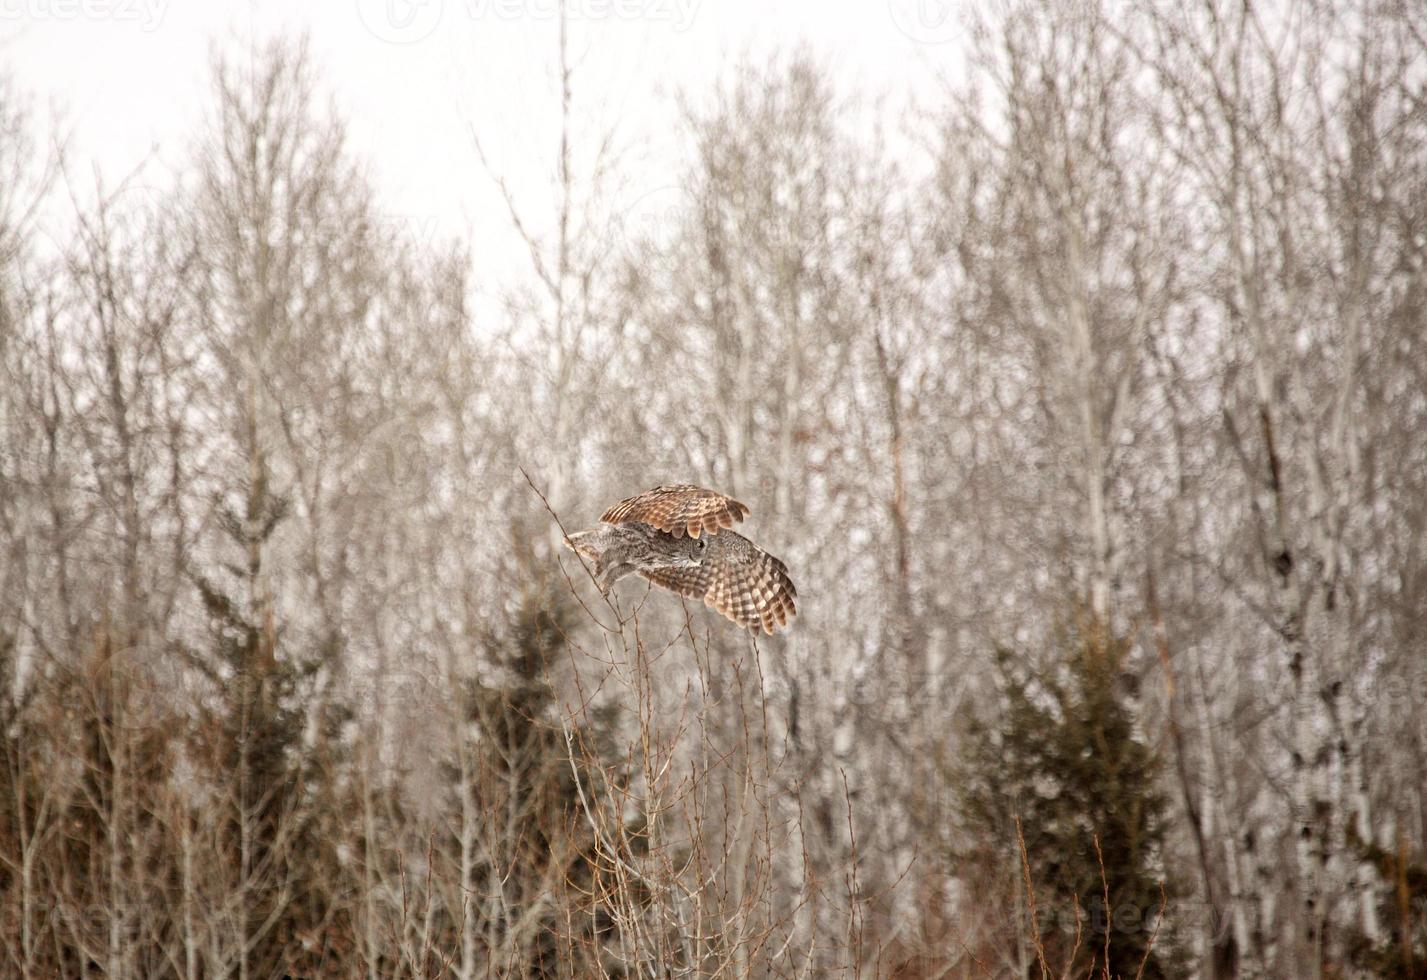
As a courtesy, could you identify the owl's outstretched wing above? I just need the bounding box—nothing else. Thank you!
[638,534,798,635]
[601,484,749,539]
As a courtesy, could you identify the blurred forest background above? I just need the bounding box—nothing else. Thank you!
[2,0,1426,976]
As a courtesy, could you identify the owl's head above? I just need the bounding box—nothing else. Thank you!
[667,533,709,567]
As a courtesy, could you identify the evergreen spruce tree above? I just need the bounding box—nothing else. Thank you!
[441,585,626,977]
[191,458,355,976]
[959,619,1179,978]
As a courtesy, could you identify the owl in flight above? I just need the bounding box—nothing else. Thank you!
[564,485,797,635]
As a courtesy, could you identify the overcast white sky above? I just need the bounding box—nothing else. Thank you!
[5,0,963,287]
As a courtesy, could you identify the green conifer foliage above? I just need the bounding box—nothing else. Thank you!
[190,461,356,976]
[960,623,1180,978]
[440,586,627,976]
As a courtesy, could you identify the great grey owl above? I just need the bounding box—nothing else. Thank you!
[564,484,798,635]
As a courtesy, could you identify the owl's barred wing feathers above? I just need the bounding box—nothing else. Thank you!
[708,547,797,635]
[589,487,795,634]
[638,533,798,635]
[601,484,749,539]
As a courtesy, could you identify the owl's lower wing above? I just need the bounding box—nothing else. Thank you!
[709,546,797,635]
[637,565,712,602]
[639,547,797,636]
[601,484,749,539]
